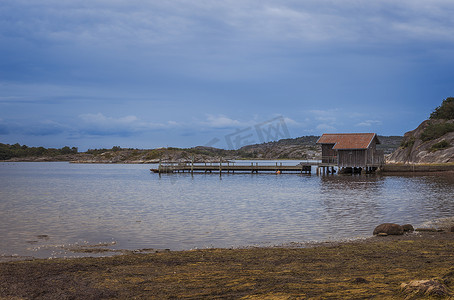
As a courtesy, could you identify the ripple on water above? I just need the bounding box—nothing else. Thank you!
[0,162,453,258]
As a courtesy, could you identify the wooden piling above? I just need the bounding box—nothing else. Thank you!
[153,160,340,176]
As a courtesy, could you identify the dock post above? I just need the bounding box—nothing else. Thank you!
[191,156,194,175]
[219,157,222,175]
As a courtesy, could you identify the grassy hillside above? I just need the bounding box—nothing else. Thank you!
[389,97,454,164]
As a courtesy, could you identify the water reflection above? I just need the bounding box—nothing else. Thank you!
[0,162,453,259]
[317,175,386,235]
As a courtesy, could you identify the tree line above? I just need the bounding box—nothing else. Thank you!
[421,97,454,141]
[0,143,78,160]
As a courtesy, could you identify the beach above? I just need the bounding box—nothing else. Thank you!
[2,163,454,298]
[2,230,454,299]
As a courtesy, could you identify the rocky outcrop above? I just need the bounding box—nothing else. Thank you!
[387,119,454,164]
[402,224,414,232]
[400,279,450,298]
[373,223,404,235]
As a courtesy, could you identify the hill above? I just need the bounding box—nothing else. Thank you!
[238,135,401,160]
[1,135,402,163]
[388,97,454,164]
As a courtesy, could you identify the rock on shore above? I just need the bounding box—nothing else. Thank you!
[373,223,404,235]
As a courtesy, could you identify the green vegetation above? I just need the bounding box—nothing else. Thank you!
[86,146,134,155]
[417,97,454,142]
[141,147,240,160]
[420,122,454,141]
[0,143,78,160]
[400,137,415,149]
[184,147,235,157]
[143,149,163,160]
[430,140,450,152]
[430,97,454,120]
[2,234,454,299]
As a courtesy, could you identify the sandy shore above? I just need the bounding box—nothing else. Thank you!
[1,231,454,299]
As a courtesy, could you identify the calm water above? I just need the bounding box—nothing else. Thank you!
[1,162,453,259]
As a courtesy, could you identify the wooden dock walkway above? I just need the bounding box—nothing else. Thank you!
[151,159,338,175]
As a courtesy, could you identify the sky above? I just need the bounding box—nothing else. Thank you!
[1,1,453,150]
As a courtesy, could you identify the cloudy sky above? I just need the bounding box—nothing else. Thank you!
[1,1,453,150]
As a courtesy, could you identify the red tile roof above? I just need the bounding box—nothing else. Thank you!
[316,133,379,149]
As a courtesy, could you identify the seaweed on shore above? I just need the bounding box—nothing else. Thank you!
[1,232,454,299]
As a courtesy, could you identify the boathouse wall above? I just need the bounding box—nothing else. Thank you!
[337,149,367,168]
[321,143,336,163]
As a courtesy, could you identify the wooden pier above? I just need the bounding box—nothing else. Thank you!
[150,159,338,175]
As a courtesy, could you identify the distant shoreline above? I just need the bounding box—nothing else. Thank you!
[3,159,454,173]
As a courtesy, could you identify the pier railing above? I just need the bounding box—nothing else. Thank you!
[153,158,341,174]
[319,156,338,164]
[152,153,386,174]
[367,150,385,167]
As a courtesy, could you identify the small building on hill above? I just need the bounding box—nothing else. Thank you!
[316,133,384,173]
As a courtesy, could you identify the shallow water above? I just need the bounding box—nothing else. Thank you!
[0,162,453,259]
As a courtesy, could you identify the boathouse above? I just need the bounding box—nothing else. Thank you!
[316,133,384,172]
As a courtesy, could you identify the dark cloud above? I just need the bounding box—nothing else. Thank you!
[23,123,66,136]
[0,124,9,135]
[1,1,454,148]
